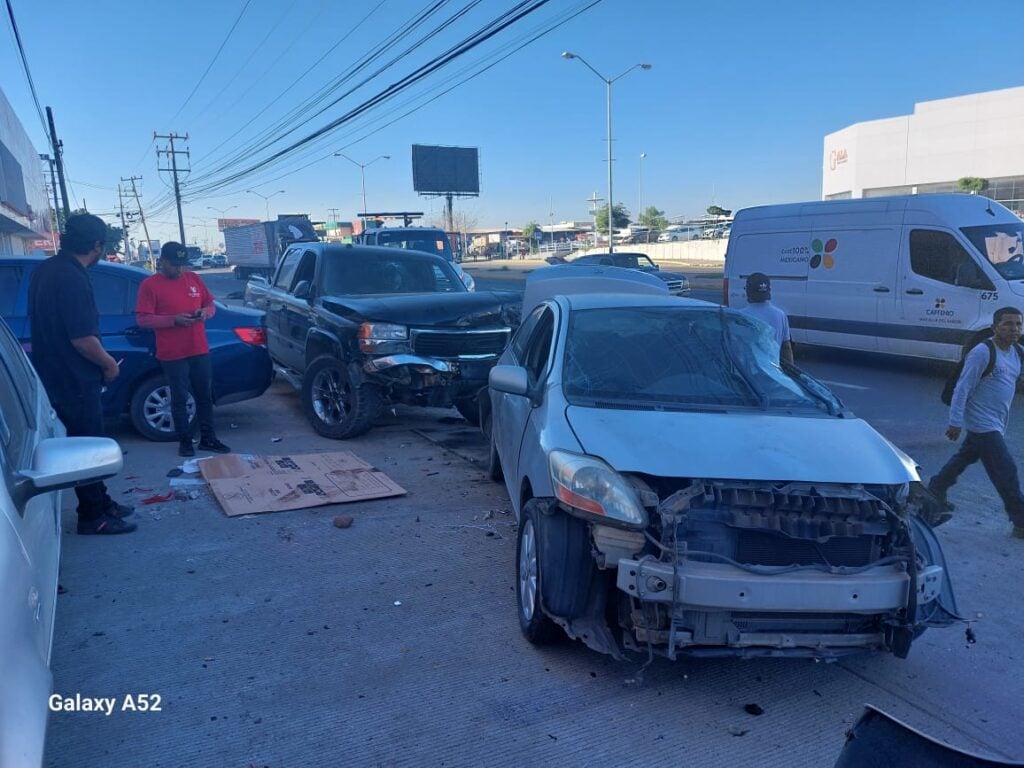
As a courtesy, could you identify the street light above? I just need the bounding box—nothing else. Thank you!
[562,51,651,253]
[207,204,237,218]
[245,189,285,221]
[334,153,390,218]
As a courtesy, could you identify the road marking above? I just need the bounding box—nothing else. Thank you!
[819,379,871,391]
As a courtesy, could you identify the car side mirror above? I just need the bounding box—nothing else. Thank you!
[14,437,123,509]
[293,280,312,300]
[489,365,530,397]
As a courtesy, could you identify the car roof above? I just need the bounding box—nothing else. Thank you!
[3,256,152,278]
[562,293,712,311]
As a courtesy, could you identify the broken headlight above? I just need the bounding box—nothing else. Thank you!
[549,450,646,529]
[358,322,409,353]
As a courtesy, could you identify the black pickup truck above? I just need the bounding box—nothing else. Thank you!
[246,242,519,438]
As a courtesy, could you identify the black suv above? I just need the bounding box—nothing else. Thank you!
[246,243,519,438]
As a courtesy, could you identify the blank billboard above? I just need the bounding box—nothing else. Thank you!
[411,145,479,195]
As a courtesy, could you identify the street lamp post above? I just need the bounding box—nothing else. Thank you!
[245,189,285,221]
[562,52,651,253]
[334,153,390,219]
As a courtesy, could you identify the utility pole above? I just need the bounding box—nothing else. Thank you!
[117,184,131,261]
[46,107,71,221]
[327,207,339,222]
[39,154,59,247]
[122,176,153,268]
[155,132,190,245]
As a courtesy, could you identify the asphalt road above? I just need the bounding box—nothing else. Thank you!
[43,263,1024,767]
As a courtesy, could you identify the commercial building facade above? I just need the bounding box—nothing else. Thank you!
[822,86,1024,216]
[0,87,51,256]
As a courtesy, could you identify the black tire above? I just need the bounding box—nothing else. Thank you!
[484,413,502,482]
[517,501,562,645]
[302,355,380,439]
[129,374,195,441]
[454,397,480,426]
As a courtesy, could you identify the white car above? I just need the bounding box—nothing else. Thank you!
[658,226,703,242]
[0,319,123,766]
[484,286,959,662]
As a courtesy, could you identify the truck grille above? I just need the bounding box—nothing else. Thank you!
[665,280,685,294]
[411,329,510,358]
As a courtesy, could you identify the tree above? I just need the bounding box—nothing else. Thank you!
[706,205,732,218]
[638,205,668,231]
[956,177,988,195]
[595,203,631,232]
[59,208,123,254]
[522,221,540,253]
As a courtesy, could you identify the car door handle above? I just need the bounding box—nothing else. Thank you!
[905,288,924,295]
[873,286,891,293]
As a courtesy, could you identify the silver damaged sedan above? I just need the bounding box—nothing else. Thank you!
[484,292,961,661]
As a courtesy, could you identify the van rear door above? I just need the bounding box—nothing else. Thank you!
[890,227,988,360]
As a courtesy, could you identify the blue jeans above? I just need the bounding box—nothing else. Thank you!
[932,430,1024,526]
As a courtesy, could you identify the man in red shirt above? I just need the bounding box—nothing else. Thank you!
[136,242,231,457]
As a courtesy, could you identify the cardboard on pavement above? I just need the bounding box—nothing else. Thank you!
[200,451,406,516]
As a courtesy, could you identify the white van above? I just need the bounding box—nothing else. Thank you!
[723,194,1024,361]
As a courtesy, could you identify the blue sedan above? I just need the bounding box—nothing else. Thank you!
[1,258,272,440]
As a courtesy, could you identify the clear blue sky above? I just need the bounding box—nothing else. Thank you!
[2,0,1022,247]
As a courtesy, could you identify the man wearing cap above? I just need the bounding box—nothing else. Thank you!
[28,213,136,534]
[740,272,794,365]
[136,242,230,457]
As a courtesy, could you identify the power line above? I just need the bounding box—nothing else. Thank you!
[166,0,255,126]
[4,0,49,142]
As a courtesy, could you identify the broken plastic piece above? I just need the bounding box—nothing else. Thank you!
[141,492,175,505]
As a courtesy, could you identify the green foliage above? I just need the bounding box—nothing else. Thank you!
[638,205,668,231]
[956,177,988,194]
[706,205,732,217]
[522,221,540,253]
[595,203,631,231]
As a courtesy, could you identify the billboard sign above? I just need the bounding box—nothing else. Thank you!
[411,145,480,195]
[218,217,260,231]
[0,87,50,239]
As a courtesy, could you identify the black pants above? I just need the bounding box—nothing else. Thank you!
[932,430,1024,526]
[52,388,113,522]
[162,353,215,442]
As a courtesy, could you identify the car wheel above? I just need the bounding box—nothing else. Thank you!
[484,413,502,482]
[454,397,480,426]
[302,355,380,439]
[517,501,562,645]
[129,375,196,441]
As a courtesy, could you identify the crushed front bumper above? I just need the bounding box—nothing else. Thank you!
[616,557,944,613]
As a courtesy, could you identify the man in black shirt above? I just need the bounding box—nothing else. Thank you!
[28,213,136,534]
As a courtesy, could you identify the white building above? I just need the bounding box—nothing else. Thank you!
[0,87,51,255]
[822,85,1024,216]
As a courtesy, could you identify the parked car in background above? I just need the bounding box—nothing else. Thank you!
[485,286,959,662]
[0,316,123,767]
[0,259,273,440]
[210,254,228,268]
[567,252,690,294]
[658,225,703,242]
[245,243,520,437]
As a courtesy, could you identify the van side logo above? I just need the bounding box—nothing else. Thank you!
[809,238,838,269]
[935,298,946,309]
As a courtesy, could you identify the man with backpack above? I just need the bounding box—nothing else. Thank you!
[929,306,1024,538]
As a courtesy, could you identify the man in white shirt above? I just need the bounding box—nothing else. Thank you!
[929,307,1024,538]
[740,272,794,365]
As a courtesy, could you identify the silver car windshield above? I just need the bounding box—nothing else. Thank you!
[320,254,465,295]
[562,307,839,413]
[960,224,1024,279]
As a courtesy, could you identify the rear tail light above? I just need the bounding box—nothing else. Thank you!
[722,277,729,306]
[235,327,267,346]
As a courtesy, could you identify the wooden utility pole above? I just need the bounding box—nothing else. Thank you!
[155,132,189,245]
[117,184,131,260]
[122,176,153,267]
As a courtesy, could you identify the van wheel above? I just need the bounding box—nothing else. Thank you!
[302,356,380,439]
[129,375,195,441]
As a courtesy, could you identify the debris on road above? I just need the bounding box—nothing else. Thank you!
[744,704,764,716]
[393,601,402,606]
[728,725,750,737]
[141,492,175,505]
[271,437,283,443]
[333,515,354,529]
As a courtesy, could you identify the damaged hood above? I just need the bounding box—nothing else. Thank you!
[564,406,919,485]
[321,291,519,327]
